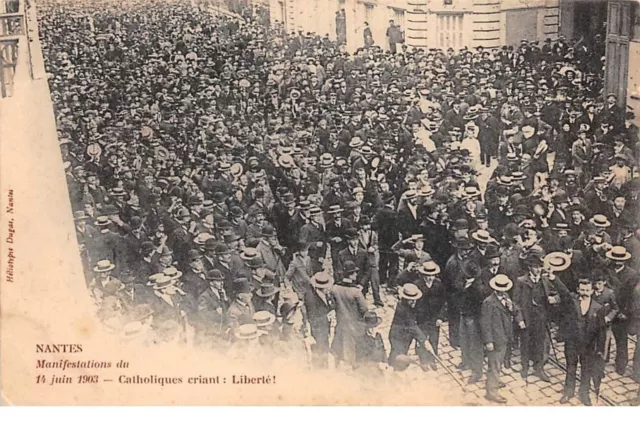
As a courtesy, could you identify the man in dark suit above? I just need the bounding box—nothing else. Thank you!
[605,246,640,375]
[558,277,606,405]
[413,261,447,370]
[372,191,399,287]
[443,238,475,349]
[331,261,369,369]
[335,228,366,283]
[305,272,335,368]
[513,253,564,382]
[388,283,433,367]
[299,207,328,274]
[180,249,208,299]
[480,274,525,403]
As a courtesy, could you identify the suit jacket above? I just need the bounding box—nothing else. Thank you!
[513,275,565,328]
[561,296,606,356]
[357,229,379,267]
[607,265,640,316]
[593,287,619,322]
[389,300,427,344]
[336,247,367,282]
[227,300,255,330]
[285,252,314,296]
[304,286,334,339]
[414,277,447,326]
[480,292,524,346]
[331,281,368,358]
[256,240,287,284]
[181,269,208,298]
[299,222,327,262]
[372,205,398,248]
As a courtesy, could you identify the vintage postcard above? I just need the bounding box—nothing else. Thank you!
[1,0,639,406]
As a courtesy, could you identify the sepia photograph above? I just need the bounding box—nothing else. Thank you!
[1,0,640,408]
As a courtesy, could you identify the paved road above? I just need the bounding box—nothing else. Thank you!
[363,288,639,406]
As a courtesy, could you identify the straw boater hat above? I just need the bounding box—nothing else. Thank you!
[489,274,513,292]
[153,275,175,290]
[590,214,611,228]
[311,272,334,289]
[162,266,183,281]
[253,311,277,327]
[471,229,495,244]
[606,246,632,261]
[93,259,115,273]
[235,324,263,340]
[543,252,572,272]
[418,260,440,275]
[256,282,278,298]
[398,283,423,300]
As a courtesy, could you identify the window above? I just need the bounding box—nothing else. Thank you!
[364,4,374,24]
[436,13,464,49]
[392,8,405,30]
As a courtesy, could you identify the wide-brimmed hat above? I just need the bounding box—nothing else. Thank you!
[543,252,572,272]
[74,211,89,221]
[418,261,440,275]
[235,324,262,340]
[328,204,344,214]
[193,232,214,245]
[463,186,482,199]
[93,259,115,273]
[240,247,260,261]
[253,311,277,327]
[606,246,632,261]
[399,283,423,300]
[256,282,278,297]
[311,272,334,289]
[489,274,513,292]
[349,137,364,148]
[162,266,183,281]
[153,275,175,290]
[590,214,611,228]
[364,310,382,327]
[471,230,495,244]
[94,215,112,227]
[278,154,295,168]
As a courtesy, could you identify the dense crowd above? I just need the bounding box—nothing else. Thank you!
[40,0,640,404]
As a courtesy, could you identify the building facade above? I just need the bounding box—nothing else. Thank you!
[268,0,561,52]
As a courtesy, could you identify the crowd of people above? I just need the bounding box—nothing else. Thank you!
[40,0,640,404]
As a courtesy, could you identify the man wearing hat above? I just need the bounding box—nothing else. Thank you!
[443,238,475,349]
[604,246,640,375]
[305,272,336,368]
[257,224,287,285]
[513,252,563,382]
[409,261,447,371]
[356,310,387,367]
[86,252,120,300]
[336,228,366,283]
[372,191,400,288]
[181,249,208,298]
[194,269,230,346]
[227,276,256,334]
[388,283,433,366]
[331,260,369,369]
[480,274,525,402]
[299,206,328,274]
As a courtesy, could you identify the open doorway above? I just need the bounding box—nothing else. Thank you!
[573,0,608,40]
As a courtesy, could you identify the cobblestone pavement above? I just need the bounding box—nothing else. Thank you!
[363,288,639,406]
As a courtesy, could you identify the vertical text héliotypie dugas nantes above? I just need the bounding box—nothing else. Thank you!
[5,188,15,283]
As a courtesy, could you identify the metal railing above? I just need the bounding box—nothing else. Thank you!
[0,0,25,98]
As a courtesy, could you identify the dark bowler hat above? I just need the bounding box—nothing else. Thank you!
[205,269,224,281]
[342,260,359,275]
